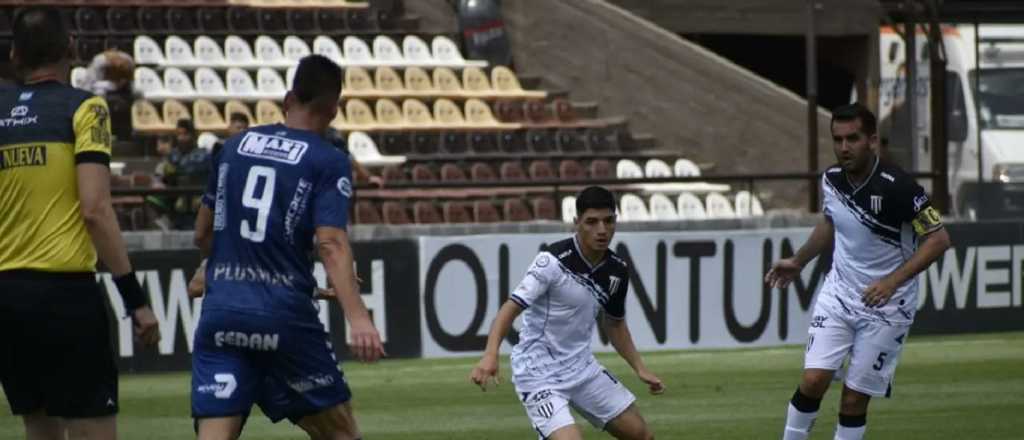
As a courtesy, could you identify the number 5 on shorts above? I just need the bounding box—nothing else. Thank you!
[872,352,888,371]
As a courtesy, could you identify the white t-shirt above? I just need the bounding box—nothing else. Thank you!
[509,236,629,389]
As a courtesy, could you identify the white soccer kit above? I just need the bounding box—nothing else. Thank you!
[808,157,943,396]
[509,236,636,436]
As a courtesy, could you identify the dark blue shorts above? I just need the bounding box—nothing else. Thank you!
[191,309,351,424]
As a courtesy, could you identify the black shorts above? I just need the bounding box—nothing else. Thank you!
[0,270,119,418]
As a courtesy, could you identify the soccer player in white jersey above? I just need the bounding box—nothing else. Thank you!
[766,103,951,440]
[470,186,664,440]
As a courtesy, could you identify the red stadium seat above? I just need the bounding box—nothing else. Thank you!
[413,201,443,224]
[528,160,554,180]
[470,162,497,182]
[382,201,411,225]
[500,162,527,181]
[473,201,501,223]
[443,202,472,224]
[531,197,558,221]
[589,159,613,180]
[559,160,586,181]
[355,200,382,224]
[411,164,437,183]
[440,163,467,182]
[503,199,533,222]
[382,165,406,183]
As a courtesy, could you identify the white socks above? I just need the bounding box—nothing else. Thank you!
[783,402,818,440]
[835,414,867,440]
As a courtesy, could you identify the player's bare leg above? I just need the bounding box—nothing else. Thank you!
[783,368,835,440]
[64,415,116,440]
[547,424,584,440]
[605,404,654,440]
[297,402,361,440]
[22,410,63,440]
[196,416,244,440]
[834,385,870,440]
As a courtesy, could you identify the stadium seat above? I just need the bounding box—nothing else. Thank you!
[462,67,494,97]
[526,129,556,154]
[330,106,348,131]
[225,36,259,69]
[162,100,191,127]
[433,67,465,96]
[77,38,105,64]
[258,9,288,34]
[132,100,173,134]
[465,99,519,129]
[137,8,169,34]
[286,67,296,89]
[342,67,377,98]
[70,67,88,90]
[504,199,533,222]
[440,163,467,182]
[561,196,577,223]
[345,7,375,32]
[559,160,586,181]
[167,8,199,33]
[343,36,375,66]
[283,36,311,63]
[589,159,613,180]
[494,100,525,123]
[528,161,555,180]
[431,36,487,68]
[255,100,285,125]
[107,8,137,34]
[345,99,379,131]
[412,131,441,155]
[164,35,203,68]
[194,36,229,68]
[315,9,346,32]
[256,68,288,100]
[198,8,228,33]
[411,164,437,183]
[649,193,678,221]
[356,200,382,224]
[382,201,411,225]
[286,9,318,33]
[470,162,497,182]
[677,192,708,220]
[500,162,527,181]
[375,99,407,129]
[255,36,293,68]
[372,35,405,66]
[433,98,467,128]
[227,68,271,100]
[645,159,673,178]
[402,35,436,67]
[525,100,558,126]
[133,36,165,66]
[413,201,443,224]
[375,67,406,96]
[734,190,765,217]
[163,68,197,99]
[313,36,344,64]
[619,194,651,222]
[616,159,644,179]
[225,100,256,126]
[491,66,547,99]
[474,201,502,223]
[498,130,527,153]
[531,197,558,221]
[348,131,406,167]
[674,158,701,177]
[404,99,437,127]
[555,129,587,153]
[443,202,472,224]
[134,67,170,100]
[382,166,406,183]
[75,7,107,35]
[404,67,438,97]
[586,126,619,152]
[193,99,228,132]
[195,67,230,101]
[469,131,499,153]
[228,7,260,33]
[705,193,737,219]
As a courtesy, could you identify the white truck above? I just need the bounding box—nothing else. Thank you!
[876,24,1024,219]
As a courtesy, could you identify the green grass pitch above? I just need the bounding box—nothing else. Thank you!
[2,332,1022,439]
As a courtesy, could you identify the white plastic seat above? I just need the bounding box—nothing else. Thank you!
[70,67,89,90]
[619,194,651,222]
[648,194,678,221]
[283,36,311,63]
[561,196,577,223]
[734,190,765,217]
[347,131,406,167]
[255,36,293,69]
[705,193,737,219]
[616,159,644,179]
[194,67,229,101]
[133,35,165,65]
[162,67,196,98]
[164,35,202,68]
[285,67,296,90]
[372,35,405,66]
[677,193,708,220]
[343,36,375,67]
[313,36,344,64]
[224,36,259,69]
[431,36,487,68]
[674,158,701,177]
[256,68,288,100]
[644,159,673,178]
[194,36,228,68]
[226,68,266,100]
[402,35,436,66]
[134,67,170,99]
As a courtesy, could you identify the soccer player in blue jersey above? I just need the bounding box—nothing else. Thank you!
[189,55,384,440]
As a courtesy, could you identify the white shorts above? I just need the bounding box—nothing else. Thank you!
[804,300,911,397]
[515,368,637,438]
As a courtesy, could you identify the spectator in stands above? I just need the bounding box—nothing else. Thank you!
[171,119,210,181]
[211,113,250,159]
[145,135,177,231]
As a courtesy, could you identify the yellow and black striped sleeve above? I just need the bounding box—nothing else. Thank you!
[72,95,112,166]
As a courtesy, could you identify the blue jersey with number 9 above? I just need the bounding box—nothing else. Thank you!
[200,124,352,327]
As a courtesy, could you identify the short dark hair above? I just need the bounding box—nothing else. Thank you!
[290,55,342,109]
[228,112,249,126]
[176,118,194,133]
[12,7,70,71]
[831,103,877,136]
[576,186,617,215]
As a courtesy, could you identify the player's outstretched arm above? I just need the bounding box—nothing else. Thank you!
[603,315,665,395]
[470,300,523,391]
[316,225,385,363]
[864,227,951,307]
[765,216,834,289]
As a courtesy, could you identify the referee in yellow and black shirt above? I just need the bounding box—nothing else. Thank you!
[0,8,160,439]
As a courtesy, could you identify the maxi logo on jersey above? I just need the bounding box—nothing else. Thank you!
[237,132,309,164]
